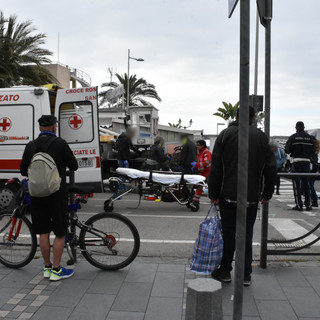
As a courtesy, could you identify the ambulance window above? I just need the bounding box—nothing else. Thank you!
[59,101,93,143]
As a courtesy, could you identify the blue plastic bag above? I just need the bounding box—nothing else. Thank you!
[190,204,223,274]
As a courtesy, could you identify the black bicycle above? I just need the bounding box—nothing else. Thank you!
[0,179,140,270]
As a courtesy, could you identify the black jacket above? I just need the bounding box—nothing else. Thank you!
[116,133,137,161]
[20,133,78,190]
[148,144,169,170]
[285,130,315,160]
[179,139,197,172]
[209,121,277,203]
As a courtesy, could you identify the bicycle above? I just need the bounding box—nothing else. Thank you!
[0,178,140,270]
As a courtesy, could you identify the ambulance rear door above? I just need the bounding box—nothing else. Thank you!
[55,87,102,192]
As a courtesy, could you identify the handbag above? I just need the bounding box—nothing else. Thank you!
[190,204,223,274]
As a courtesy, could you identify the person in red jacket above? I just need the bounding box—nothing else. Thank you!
[190,140,212,209]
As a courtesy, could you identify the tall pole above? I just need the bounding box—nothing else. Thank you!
[233,0,250,319]
[260,0,272,269]
[254,10,260,96]
[57,32,60,63]
[127,49,130,109]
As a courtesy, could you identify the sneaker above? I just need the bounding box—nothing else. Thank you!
[50,267,74,281]
[312,202,318,208]
[43,266,52,279]
[292,206,303,212]
[306,206,313,211]
[244,274,251,286]
[276,190,280,195]
[212,269,232,283]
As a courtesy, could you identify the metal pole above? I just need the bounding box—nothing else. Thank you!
[57,32,60,63]
[127,49,130,109]
[254,10,259,96]
[260,0,272,269]
[233,0,250,319]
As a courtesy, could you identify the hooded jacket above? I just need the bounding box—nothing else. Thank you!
[208,121,277,204]
[116,132,137,161]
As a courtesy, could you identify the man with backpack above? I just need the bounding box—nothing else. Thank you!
[20,115,78,281]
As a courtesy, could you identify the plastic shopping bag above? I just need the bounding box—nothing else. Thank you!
[190,204,223,274]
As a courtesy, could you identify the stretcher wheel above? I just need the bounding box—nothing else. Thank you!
[104,200,114,212]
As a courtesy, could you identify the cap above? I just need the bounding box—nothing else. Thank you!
[38,115,58,127]
[296,121,305,129]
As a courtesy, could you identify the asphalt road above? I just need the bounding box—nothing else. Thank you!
[77,178,320,262]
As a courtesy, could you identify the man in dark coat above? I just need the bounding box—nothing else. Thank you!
[178,134,197,174]
[209,107,277,286]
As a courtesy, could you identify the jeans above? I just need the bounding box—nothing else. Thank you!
[117,160,129,191]
[219,199,258,275]
[292,162,311,208]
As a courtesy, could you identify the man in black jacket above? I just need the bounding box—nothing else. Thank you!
[179,134,197,174]
[285,121,315,211]
[20,115,78,281]
[116,127,139,168]
[209,107,276,286]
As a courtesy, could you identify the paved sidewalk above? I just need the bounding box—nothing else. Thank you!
[0,257,320,319]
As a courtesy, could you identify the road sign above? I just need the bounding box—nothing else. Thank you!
[106,85,125,102]
[0,117,12,132]
[229,0,239,18]
[68,114,83,130]
[257,0,273,27]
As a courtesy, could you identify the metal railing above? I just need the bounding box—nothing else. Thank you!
[260,172,320,268]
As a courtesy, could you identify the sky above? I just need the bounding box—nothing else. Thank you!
[4,0,320,136]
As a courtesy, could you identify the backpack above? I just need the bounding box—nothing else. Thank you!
[27,137,61,197]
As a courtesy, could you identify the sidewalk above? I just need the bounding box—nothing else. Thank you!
[1,257,320,320]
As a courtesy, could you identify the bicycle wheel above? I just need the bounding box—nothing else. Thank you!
[0,211,37,268]
[79,212,140,271]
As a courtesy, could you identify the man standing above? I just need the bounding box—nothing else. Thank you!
[178,134,197,174]
[285,121,315,211]
[270,142,286,195]
[20,115,78,281]
[191,140,212,207]
[209,107,276,286]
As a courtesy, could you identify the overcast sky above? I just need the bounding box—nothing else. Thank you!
[5,0,320,136]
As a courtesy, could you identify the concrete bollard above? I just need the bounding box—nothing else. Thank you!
[186,278,223,320]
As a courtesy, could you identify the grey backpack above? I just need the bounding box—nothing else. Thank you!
[27,138,61,197]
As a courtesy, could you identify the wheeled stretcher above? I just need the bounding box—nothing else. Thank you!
[104,168,207,212]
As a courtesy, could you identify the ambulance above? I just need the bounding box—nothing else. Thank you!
[0,85,102,209]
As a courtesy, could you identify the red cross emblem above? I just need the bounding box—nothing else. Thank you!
[0,117,12,132]
[68,114,83,130]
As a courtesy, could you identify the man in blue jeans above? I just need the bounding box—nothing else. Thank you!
[209,107,276,286]
[285,122,315,211]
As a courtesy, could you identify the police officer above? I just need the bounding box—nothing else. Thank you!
[285,121,316,211]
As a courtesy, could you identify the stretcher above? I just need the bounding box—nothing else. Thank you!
[104,168,207,213]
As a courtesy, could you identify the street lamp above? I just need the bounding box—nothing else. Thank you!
[217,123,225,135]
[127,49,144,108]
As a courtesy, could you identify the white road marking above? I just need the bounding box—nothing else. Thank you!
[269,219,320,246]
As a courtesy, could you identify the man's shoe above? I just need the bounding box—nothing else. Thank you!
[276,190,280,195]
[43,266,52,279]
[312,202,319,207]
[292,206,303,212]
[212,269,232,283]
[50,267,74,281]
[306,206,313,211]
[244,274,251,286]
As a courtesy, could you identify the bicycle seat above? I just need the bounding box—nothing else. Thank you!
[68,185,95,195]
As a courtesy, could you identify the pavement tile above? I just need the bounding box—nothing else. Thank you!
[29,306,73,320]
[24,306,39,313]
[250,274,287,300]
[151,272,185,298]
[0,288,19,308]
[18,300,32,307]
[274,267,310,287]
[256,300,298,320]
[0,304,15,311]
[106,311,145,320]
[299,267,320,276]
[87,270,128,295]
[283,287,320,318]
[144,297,182,320]
[17,313,33,319]
[111,282,152,312]
[305,276,320,296]
[44,279,91,308]
[68,293,115,320]
[157,264,185,273]
[0,311,9,317]
[13,305,27,312]
[6,311,22,318]
[72,260,99,280]
[223,317,260,320]
[125,263,158,283]
[0,267,40,289]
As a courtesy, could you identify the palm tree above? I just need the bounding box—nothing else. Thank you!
[213,101,240,124]
[99,73,161,107]
[0,12,54,88]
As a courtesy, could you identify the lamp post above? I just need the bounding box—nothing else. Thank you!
[216,123,225,135]
[127,49,144,108]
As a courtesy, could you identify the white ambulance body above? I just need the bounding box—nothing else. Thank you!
[0,86,102,193]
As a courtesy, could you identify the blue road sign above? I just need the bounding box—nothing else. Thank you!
[229,0,239,18]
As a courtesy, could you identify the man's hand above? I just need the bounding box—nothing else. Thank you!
[210,199,219,205]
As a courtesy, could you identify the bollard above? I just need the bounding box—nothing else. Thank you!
[186,278,223,320]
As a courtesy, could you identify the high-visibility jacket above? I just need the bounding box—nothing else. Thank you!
[195,148,212,178]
